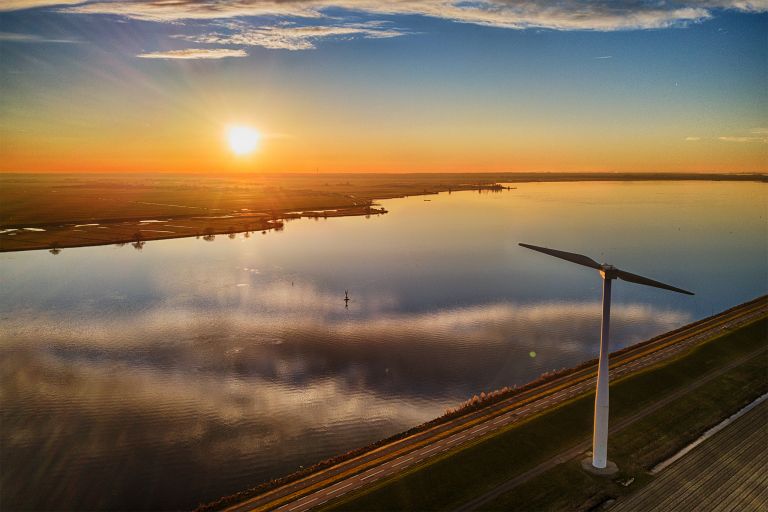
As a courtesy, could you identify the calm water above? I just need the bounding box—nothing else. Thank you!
[1,181,766,510]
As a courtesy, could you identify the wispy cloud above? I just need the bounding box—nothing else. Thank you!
[176,20,407,50]
[718,136,765,143]
[56,1,768,30]
[685,136,701,141]
[0,31,80,43]
[136,48,248,59]
[6,1,767,56]
[718,127,768,143]
[0,0,83,11]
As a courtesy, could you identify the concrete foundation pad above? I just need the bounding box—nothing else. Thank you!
[581,457,619,476]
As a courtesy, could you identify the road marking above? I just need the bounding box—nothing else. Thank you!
[361,469,385,480]
[327,482,353,495]
[392,457,413,467]
[287,497,317,511]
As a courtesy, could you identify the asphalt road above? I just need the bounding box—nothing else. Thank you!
[225,296,767,512]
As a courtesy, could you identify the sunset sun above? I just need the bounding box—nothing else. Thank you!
[227,125,260,155]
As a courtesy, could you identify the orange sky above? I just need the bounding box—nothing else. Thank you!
[1,1,766,173]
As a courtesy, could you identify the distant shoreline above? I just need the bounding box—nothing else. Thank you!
[1,173,764,253]
[1,171,765,180]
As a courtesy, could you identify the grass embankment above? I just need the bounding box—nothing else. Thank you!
[323,317,768,512]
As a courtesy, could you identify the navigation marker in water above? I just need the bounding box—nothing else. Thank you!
[518,243,693,471]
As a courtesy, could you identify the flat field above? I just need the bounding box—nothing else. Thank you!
[1,172,763,252]
[0,173,508,252]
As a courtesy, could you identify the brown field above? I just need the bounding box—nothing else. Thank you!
[1,172,764,252]
[611,398,767,512]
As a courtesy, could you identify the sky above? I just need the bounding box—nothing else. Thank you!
[0,1,766,174]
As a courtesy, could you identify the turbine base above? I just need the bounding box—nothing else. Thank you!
[581,457,619,476]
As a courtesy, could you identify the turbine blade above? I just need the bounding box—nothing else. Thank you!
[518,243,602,270]
[615,269,694,295]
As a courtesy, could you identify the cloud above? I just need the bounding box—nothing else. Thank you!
[136,48,248,59]
[0,0,83,11]
[719,136,754,142]
[175,20,407,50]
[20,0,763,56]
[58,1,767,31]
[718,127,768,143]
[0,295,691,395]
[685,136,701,141]
[0,31,80,43]
[718,136,766,143]
[9,1,768,57]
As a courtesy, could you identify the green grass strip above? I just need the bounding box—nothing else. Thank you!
[484,348,767,511]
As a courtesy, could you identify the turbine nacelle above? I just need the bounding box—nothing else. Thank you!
[599,264,618,280]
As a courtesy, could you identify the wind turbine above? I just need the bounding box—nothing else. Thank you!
[519,243,693,470]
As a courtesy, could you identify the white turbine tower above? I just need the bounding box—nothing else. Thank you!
[519,243,693,470]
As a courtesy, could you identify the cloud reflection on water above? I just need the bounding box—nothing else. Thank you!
[2,297,690,396]
[1,297,688,509]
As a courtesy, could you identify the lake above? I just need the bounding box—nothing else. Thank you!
[1,181,765,510]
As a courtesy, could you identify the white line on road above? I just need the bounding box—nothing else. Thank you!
[287,497,317,511]
[361,469,385,480]
[327,482,353,495]
[392,457,413,467]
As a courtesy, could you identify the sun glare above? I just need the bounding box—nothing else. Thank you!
[227,125,260,155]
